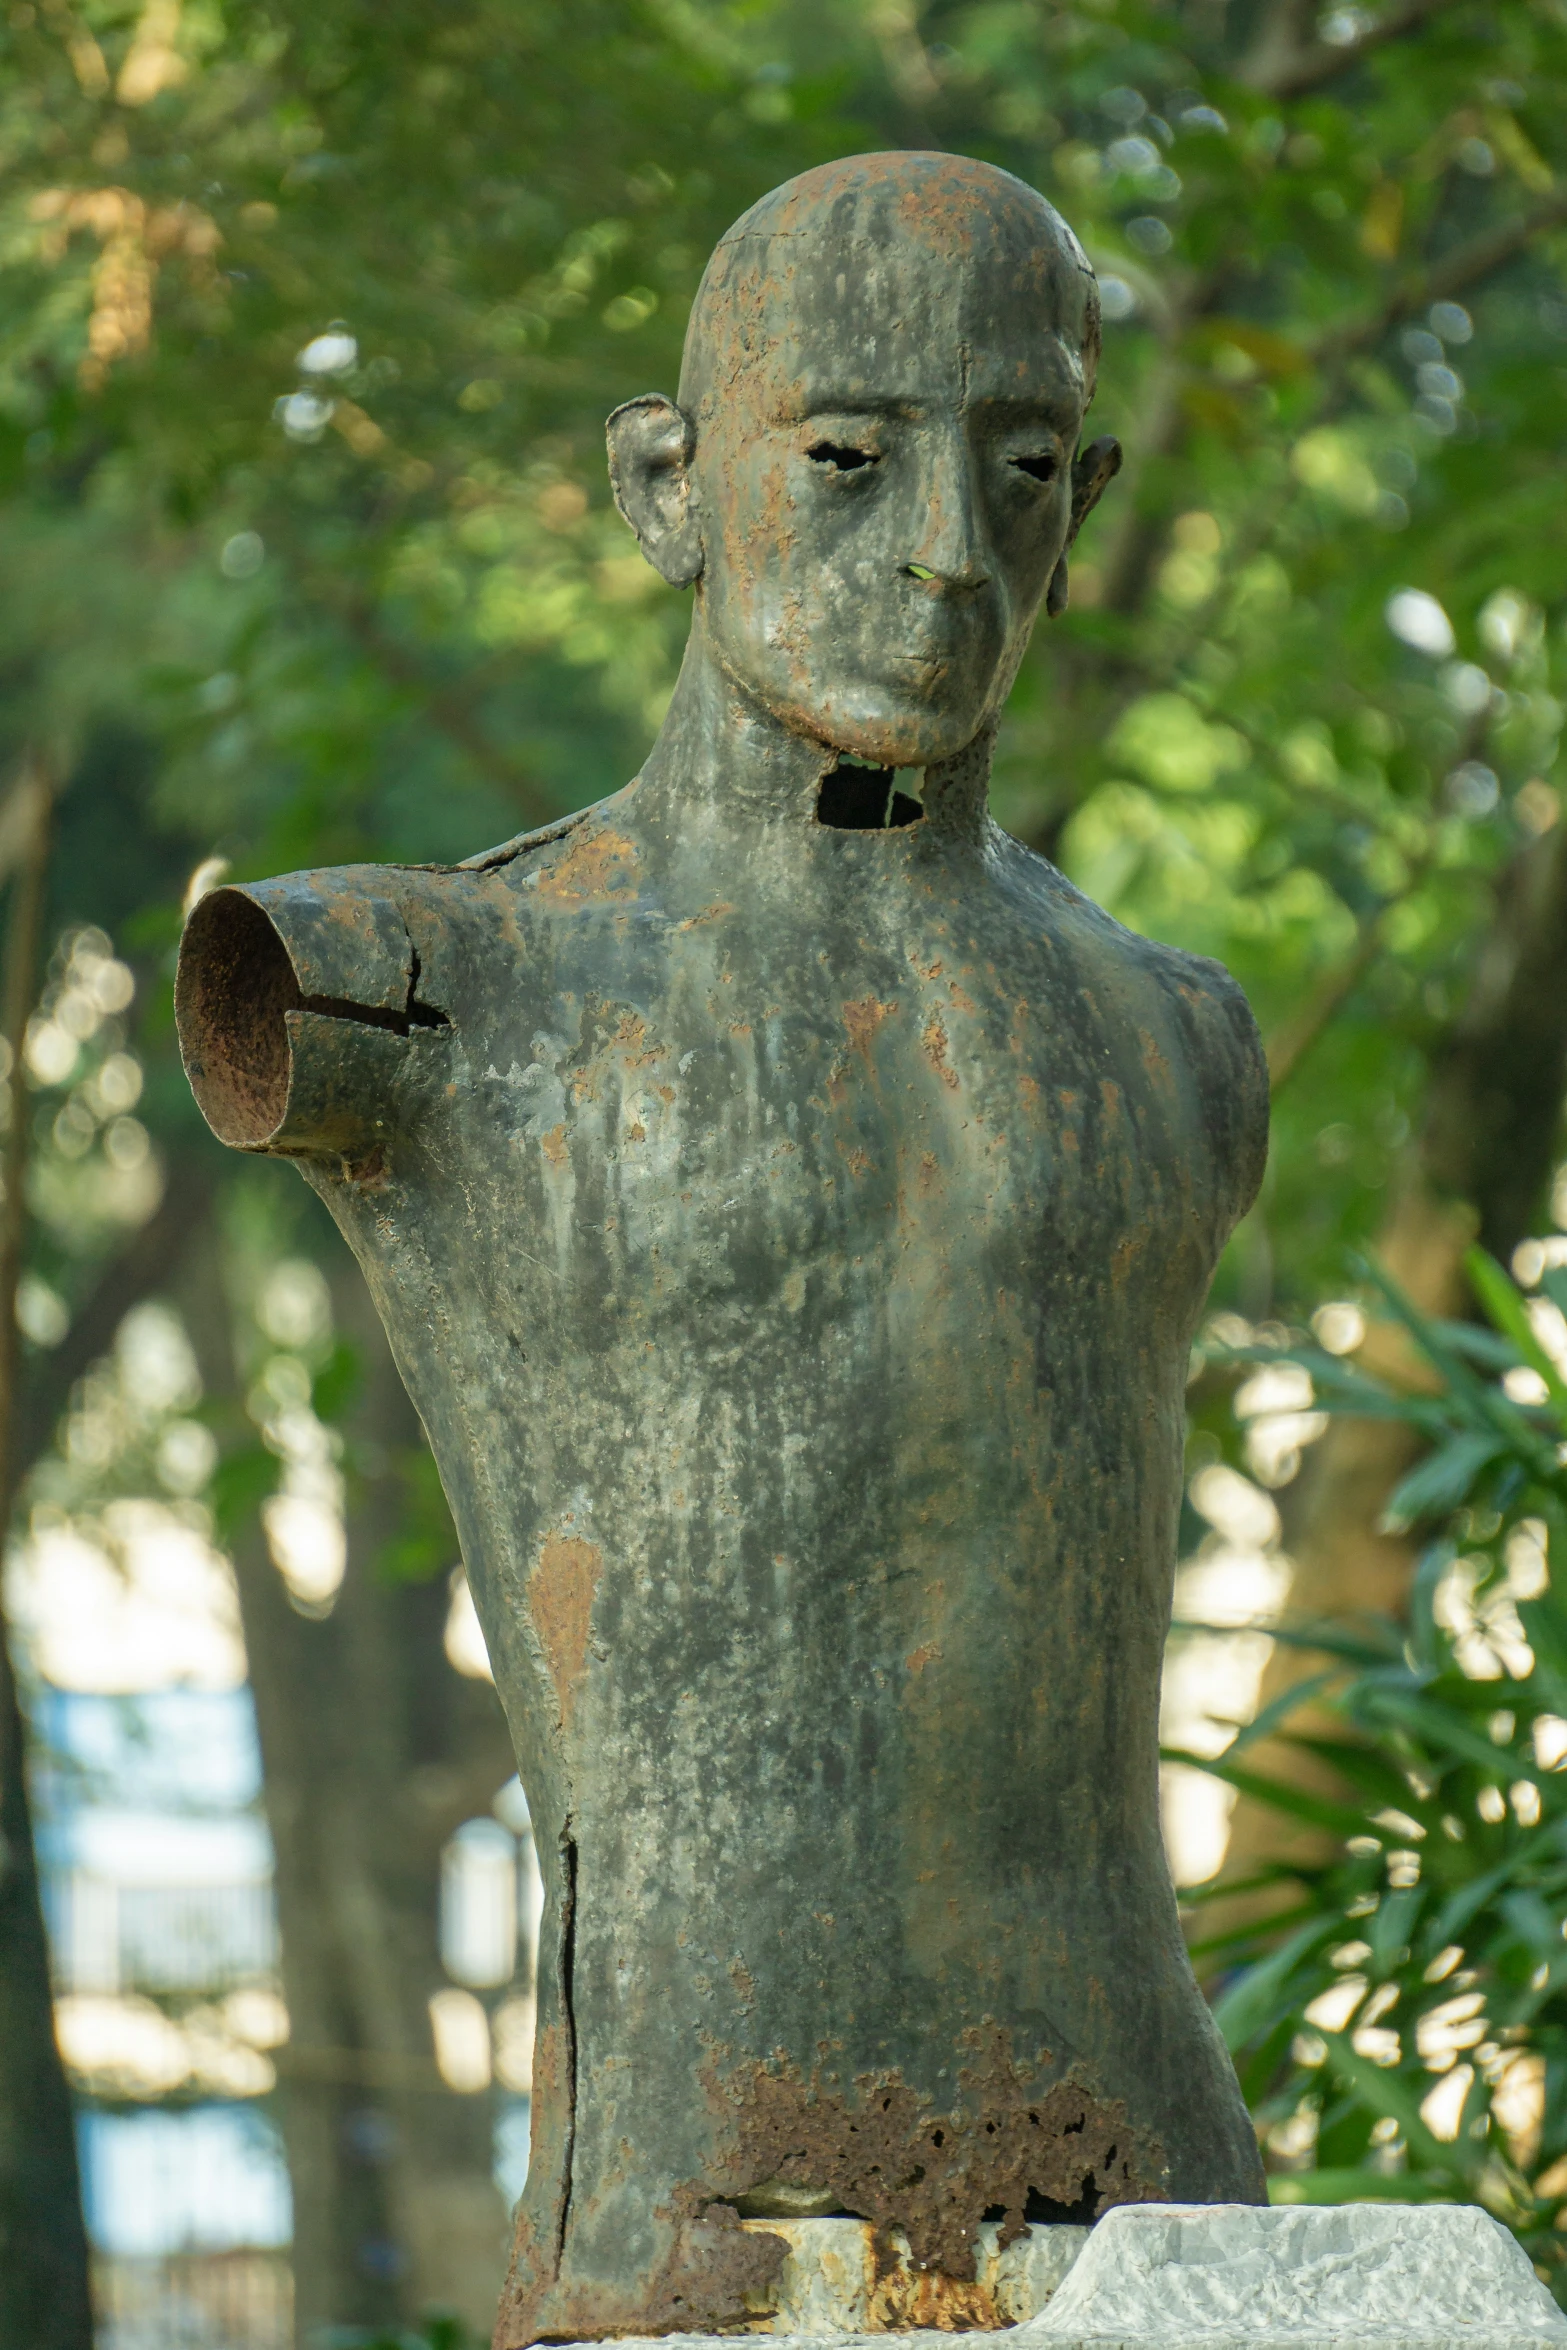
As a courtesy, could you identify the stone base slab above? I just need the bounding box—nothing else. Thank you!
[544,2201,1567,2347]
[1017,2201,1564,2346]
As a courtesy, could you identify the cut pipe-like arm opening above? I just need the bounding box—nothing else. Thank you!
[177,888,301,1148]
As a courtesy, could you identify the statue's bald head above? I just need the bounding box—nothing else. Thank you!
[678,153,1101,426]
[608,151,1119,772]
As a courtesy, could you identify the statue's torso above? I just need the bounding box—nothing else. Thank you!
[189,780,1269,2336]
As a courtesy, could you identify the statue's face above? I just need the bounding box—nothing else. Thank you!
[686,207,1094,768]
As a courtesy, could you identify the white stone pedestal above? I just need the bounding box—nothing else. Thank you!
[552,2201,1567,2348]
[1016,2202,1565,2348]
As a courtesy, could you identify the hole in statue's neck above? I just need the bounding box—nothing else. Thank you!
[816,757,924,832]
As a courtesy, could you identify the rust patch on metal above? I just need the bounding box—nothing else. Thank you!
[176,889,299,1146]
[536,825,640,905]
[905,1641,940,1675]
[530,1534,602,1727]
[343,1142,390,1190]
[610,1008,665,1069]
[498,2223,786,2347]
[706,2034,1165,2281]
[867,2251,1002,2333]
[921,1013,959,1090]
[639,2201,789,2337]
[540,1123,568,1167]
[1139,1027,1174,1095]
[843,995,898,1058]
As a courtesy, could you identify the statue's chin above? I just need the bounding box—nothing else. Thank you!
[703,614,1001,773]
[782,690,991,775]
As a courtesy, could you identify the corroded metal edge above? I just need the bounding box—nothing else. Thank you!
[528,2337,1567,2350]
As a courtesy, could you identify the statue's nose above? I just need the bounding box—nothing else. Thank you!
[904,438,991,591]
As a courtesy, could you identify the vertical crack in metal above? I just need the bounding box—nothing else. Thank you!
[556,1826,579,2268]
[405,938,450,1030]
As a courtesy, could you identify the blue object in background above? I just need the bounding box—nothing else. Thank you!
[79,2104,292,2256]
[493,2099,531,2211]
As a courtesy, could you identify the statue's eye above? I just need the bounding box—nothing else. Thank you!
[1011,453,1059,484]
[807,441,879,472]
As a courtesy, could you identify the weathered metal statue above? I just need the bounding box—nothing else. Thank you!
[178,152,1270,2344]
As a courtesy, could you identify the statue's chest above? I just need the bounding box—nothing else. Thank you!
[434,897,1199,1325]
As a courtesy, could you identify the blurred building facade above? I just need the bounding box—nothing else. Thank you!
[31,1684,537,2348]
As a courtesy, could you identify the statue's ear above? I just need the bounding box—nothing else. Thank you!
[606,394,703,589]
[1047,434,1122,619]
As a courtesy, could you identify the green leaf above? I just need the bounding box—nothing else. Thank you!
[1353,1255,1498,1416]
[1319,2035,1475,2180]
[311,1339,362,1426]
[209,1440,280,1544]
[1225,1671,1340,1756]
[1367,1884,1424,1974]
[1164,1751,1374,1840]
[1382,1432,1508,1532]
[1360,1688,1542,1784]
[375,1444,461,1586]
[1212,1913,1343,2051]
[1432,1854,1534,1949]
[1500,1888,1562,1956]
[1284,1730,1427,1810]
[1465,1247,1567,1417]
[1268,2169,1461,2205]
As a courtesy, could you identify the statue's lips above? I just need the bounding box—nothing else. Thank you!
[877,647,984,708]
[885,649,955,683]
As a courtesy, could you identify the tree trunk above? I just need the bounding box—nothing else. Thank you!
[0,1623,94,2350]
[0,760,94,2350]
[1215,818,1567,1904]
[184,1225,515,2341]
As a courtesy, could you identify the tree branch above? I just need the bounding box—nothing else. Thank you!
[1240,0,1469,100]
[1265,896,1403,1093]
[1322,187,1567,357]
[16,1150,216,1476]
[1093,168,1567,649]
[1422,817,1567,1258]
[332,591,558,825]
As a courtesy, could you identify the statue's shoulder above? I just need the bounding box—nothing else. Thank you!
[452,808,588,875]
[457,803,646,911]
[1004,834,1257,1045]
[998,832,1269,1224]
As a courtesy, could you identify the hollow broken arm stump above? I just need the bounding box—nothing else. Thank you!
[177,151,1272,2344]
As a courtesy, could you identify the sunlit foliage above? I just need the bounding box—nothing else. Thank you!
[1188,1255,1567,2281]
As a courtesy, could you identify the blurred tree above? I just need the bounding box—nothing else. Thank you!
[0,762,94,2350]
[2,0,1566,2325]
[180,1227,519,2335]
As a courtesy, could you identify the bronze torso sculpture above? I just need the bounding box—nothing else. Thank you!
[178,153,1270,2344]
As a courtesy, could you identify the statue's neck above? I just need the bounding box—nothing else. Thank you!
[630,625,995,849]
